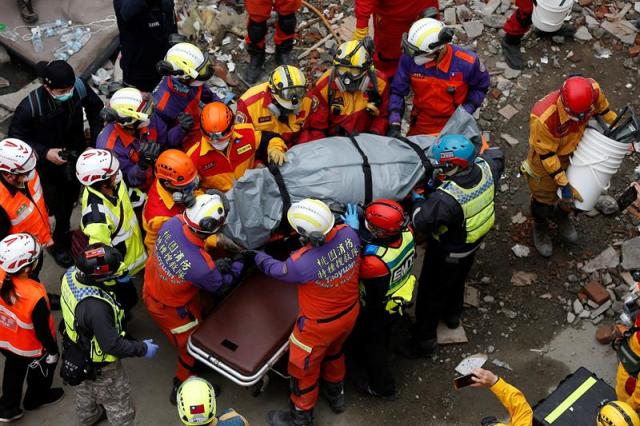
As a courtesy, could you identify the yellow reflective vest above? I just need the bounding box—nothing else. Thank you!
[80,179,147,275]
[437,158,495,244]
[60,269,124,363]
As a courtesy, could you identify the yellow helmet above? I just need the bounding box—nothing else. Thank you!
[163,42,213,82]
[177,377,216,426]
[597,401,640,426]
[108,88,153,126]
[268,65,307,111]
[332,40,373,92]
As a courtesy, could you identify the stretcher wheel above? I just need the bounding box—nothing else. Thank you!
[249,375,270,397]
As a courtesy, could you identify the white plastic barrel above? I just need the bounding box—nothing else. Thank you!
[561,128,629,211]
[532,0,573,33]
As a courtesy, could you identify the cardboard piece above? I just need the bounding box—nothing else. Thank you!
[437,322,468,345]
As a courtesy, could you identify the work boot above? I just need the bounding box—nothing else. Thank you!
[24,388,64,410]
[533,221,553,258]
[170,377,181,405]
[354,379,399,401]
[396,337,438,359]
[320,380,345,413]
[535,24,577,38]
[501,34,523,70]
[443,313,461,330]
[275,43,293,66]
[267,404,313,426]
[554,208,578,244]
[244,47,266,84]
[0,407,23,423]
[17,0,38,24]
[48,247,74,268]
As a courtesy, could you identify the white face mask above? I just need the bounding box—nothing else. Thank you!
[414,54,436,66]
[211,139,230,151]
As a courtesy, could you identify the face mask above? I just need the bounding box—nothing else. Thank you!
[189,80,205,87]
[53,89,74,102]
[210,139,230,151]
[414,54,436,66]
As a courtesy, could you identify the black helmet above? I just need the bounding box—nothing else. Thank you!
[75,243,122,282]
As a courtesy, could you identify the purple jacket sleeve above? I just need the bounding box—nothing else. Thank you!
[462,56,490,114]
[255,252,304,284]
[192,260,243,293]
[96,129,148,188]
[389,55,413,124]
[152,114,185,149]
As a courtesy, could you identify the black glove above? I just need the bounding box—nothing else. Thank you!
[387,123,402,138]
[138,142,161,169]
[216,257,232,273]
[240,250,258,263]
[177,112,194,132]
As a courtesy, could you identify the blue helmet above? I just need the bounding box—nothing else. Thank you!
[432,134,476,169]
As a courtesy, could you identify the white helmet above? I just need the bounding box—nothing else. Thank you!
[108,88,154,126]
[183,192,229,234]
[76,149,120,186]
[287,199,335,237]
[163,42,212,81]
[0,138,37,177]
[0,233,41,274]
[403,18,451,59]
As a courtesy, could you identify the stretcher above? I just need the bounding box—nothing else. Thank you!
[187,272,299,388]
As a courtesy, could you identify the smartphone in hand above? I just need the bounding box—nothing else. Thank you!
[618,185,638,211]
[454,374,476,389]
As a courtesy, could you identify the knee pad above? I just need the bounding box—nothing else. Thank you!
[278,13,297,35]
[247,19,268,44]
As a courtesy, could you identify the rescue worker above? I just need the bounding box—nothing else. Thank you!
[501,0,576,70]
[154,42,221,151]
[615,304,640,410]
[9,60,104,268]
[252,199,362,426]
[76,149,147,313]
[298,39,390,143]
[523,76,617,257]
[143,194,244,405]
[60,243,159,426]
[0,138,60,308]
[188,101,288,191]
[237,65,311,146]
[0,233,62,423]
[142,149,199,252]
[343,200,416,400]
[114,0,178,92]
[176,377,249,426]
[353,0,439,78]
[244,0,302,83]
[469,368,534,425]
[388,18,490,137]
[401,135,503,358]
[97,87,184,189]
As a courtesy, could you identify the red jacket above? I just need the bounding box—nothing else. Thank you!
[355,0,437,28]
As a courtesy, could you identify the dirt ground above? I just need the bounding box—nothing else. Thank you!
[2,5,640,426]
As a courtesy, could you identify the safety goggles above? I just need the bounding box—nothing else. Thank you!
[168,176,200,193]
[401,33,432,57]
[560,95,591,122]
[276,86,306,103]
[335,66,368,81]
[203,121,233,142]
[119,96,154,126]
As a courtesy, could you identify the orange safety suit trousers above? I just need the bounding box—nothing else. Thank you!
[288,304,359,411]
[245,0,302,47]
[525,147,570,205]
[142,289,202,382]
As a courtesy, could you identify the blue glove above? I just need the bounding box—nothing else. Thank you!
[411,191,425,202]
[143,339,159,358]
[340,203,360,230]
[117,274,131,284]
[560,185,572,200]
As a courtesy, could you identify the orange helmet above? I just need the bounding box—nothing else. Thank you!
[201,102,234,141]
[155,149,197,187]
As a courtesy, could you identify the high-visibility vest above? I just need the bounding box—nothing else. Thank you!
[361,230,417,315]
[60,269,124,363]
[0,277,54,358]
[80,180,147,275]
[436,158,496,244]
[0,173,51,245]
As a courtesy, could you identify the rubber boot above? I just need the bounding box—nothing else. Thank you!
[17,0,38,24]
[533,221,553,258]
[267,403,313,426]
[320,380,345,413]
[275,41,293,66]
[244,47,266,84]
[501,34,523,70]
[554,207,578,244]
[443,313,461,330]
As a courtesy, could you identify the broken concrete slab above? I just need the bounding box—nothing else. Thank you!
[482,14,507,29]
[567,312,576,324]
[464,286,480,308]
[0,46,9,65]
[511,212,527,224]
[456,5,473,22]
[495,75,514,91]
[574,26,593,41]
[601,20,638,45]
[595,195,619,215]
[511,244,530,257]
[591,300,613,319]
[503,67,521,79]
[0,79,39,112]
[498,104,519,120]
[582,246,620,273]
[622,236,640,270]
[501,133,519,146]
[437,322,468,345]
[511,271,537,286]
[462,20,484,39]
[444,8,457,25]
[482,0,502,15]
[573,299,584,315]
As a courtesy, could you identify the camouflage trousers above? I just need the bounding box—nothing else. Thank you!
[74,360,135,426]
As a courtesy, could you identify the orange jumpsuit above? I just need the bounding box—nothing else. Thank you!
[254,225,361,410]
[525,80,617,205]
[236,82,311,146]
[298,69,390,143]
[186,123,287,191]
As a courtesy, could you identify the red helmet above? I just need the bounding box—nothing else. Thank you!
[364,199,407,238]
[560,76,596,121]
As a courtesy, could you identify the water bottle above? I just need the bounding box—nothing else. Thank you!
[31,27,43,53]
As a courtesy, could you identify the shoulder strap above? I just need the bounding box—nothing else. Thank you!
[345,134,373,204]
[27,89,44,118]
[397,136,435,193]
[267,163,292,234]
[74,78,87,100]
